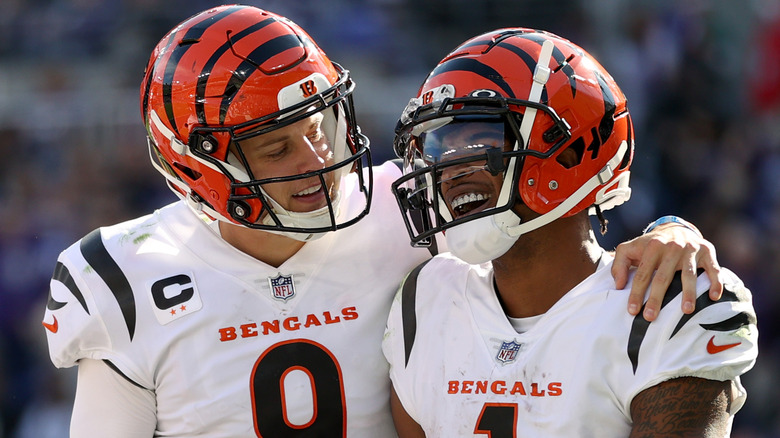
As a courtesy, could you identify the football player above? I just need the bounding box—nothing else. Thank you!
[43,6,728,436]
[384,28,757,436]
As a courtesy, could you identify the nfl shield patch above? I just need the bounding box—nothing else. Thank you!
[268,273,296,301]
[496,340,522,364]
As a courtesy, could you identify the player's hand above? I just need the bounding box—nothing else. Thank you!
[612,224,723,321]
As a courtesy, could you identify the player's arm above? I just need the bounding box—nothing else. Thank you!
[71,358,156,437]
[390,385,426,438]
[629,377,734,438]
[611,216,723,321]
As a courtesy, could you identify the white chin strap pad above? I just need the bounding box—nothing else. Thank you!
[445,210,520,264]
[259,184,343,241]
[506,139,630,238]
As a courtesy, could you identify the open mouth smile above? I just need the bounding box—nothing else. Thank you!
[450,192,492,216]
[294,184,324,197]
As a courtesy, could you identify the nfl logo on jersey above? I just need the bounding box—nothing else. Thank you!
[269,273,296,301]
[496,340,522,364]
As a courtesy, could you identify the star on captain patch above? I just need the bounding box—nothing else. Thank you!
[496,340,522,364]
[269,273,296,301]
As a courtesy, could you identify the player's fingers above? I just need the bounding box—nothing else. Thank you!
[643,245,683,321]
[626,287,642,316]
[679,250,698,314]
[629,243,663,319]
[696,243,724,300]
[612,240,637,291]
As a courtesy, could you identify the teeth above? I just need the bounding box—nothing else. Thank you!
[295,184,322,196]
[450,193,490,210]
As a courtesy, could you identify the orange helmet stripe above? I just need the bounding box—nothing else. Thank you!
[194,17,277,124]
[160,5,246,134]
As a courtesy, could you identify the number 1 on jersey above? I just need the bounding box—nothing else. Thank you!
[475,403,518,437]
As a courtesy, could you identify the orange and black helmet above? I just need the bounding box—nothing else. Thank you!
[392,28,634,261]
[141,5,371,237]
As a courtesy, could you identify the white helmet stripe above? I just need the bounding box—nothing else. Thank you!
[495,39,555,212]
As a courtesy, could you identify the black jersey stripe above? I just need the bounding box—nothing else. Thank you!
[195,17,277,124]
[670,285,756,338]
[104,360,150,390]
[626,270,690,373]
[669,288,734,339]
[218,34,304,124]
[700,312,754,332]
[50,261,89,314]
[80,229,137,341]
[401,259,432,367]
[161,5,246,135]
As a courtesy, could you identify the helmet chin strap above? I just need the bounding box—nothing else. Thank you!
[505,140,630,237]
[445,213,519,264]
[149,106,352,242]
[446,39,554,264]
[260,185,343,242]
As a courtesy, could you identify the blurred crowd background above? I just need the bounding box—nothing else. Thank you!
[0,0,777,436]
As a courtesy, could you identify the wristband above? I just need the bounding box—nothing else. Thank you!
[643,215,702,237]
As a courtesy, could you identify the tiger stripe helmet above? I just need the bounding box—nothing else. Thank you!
[392,28,634,262]
[141,5,371,237]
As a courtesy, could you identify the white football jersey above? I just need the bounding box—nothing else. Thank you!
[44,162,436,437]
[383,252,758,437]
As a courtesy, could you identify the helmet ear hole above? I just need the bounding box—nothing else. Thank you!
[556,138,585,169]
[173,162,203,182]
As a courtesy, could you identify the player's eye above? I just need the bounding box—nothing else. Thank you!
[265,145,288,160]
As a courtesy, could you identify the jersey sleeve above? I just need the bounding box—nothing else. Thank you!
[626,268,758,415]
[44,243,113,369]
[70,359,156,437]
[43,230,151,389]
